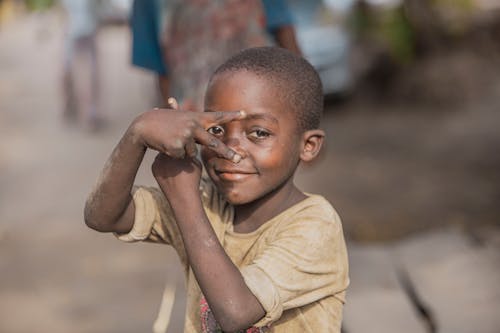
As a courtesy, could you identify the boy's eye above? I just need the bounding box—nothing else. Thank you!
[248,129,270,139]
[207,126,224,136]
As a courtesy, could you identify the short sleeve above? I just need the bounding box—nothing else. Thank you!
[261,0,294,33]
[114,179,230,271]
[240,209,349,327]
[130,0,168,74]
[115,186,188,266]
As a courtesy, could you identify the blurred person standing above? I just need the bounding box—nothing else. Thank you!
[129,2,302,332]
[130,0,301,111]
[61,0,102,131]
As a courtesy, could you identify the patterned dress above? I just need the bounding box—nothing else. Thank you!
[162,0,271,111]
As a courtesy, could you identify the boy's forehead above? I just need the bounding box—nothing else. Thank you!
[206,70,302,129]
[209,69,274,93]
[205,108,279,124]
[207,71,282,110]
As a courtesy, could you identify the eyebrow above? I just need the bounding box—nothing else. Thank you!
[245,113,279,124]
[205,109,279,124]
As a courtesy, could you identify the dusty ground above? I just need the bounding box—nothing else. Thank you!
[1,10,499,333]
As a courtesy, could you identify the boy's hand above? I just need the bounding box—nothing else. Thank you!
[152,152,202,200]
[129,99,245,163]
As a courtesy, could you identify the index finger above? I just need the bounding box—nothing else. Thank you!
[201,110,246,127]
[193,126,241,163]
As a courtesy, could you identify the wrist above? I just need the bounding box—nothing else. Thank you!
[127,115,148,149]
[168,190,203,217]
[163,182,200,203]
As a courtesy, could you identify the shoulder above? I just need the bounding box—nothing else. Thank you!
[267,195,344,250]
[279,194,342,232]
[296,194,341,222]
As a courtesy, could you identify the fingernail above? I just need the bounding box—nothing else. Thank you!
[239,110,246,118]
[167,97,175,104]
[232,154,241,163]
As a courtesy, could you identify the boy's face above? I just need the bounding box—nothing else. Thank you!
[201,70,304,205]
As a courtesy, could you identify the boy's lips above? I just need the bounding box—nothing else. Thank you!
[214,168,257,181]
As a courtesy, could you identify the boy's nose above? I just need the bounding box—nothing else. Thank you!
[224,137,247,160]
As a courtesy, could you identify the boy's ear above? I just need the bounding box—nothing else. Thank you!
[300,129,325,162]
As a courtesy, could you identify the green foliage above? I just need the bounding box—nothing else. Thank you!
[349,2,416,65]
[433,0,476,36]
[433,0,474,11]
[378,7,415,64]
[24,0,55,11]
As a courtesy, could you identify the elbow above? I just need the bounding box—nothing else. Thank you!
[212,292,265,332]
[83,206,102,232]
[83,201,111,233]
[84,215,103,232]
[216,307,260,333]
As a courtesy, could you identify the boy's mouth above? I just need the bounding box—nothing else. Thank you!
[214,168,256,181]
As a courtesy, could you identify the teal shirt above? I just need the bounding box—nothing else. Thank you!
[130,0,294,75]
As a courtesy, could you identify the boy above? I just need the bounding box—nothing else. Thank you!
[84,47,349,332]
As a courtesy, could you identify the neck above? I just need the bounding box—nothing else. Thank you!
[232,179,306,233]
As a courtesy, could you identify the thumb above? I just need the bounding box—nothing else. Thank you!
[167,97,179,110]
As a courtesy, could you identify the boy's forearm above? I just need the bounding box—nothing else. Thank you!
[167,194,265,331]
[84,128,146,233]
[158,74,170,107]
[274,25,302,55]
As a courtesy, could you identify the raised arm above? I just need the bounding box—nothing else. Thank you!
[152,154,266,332]
[84,104,245,234]
[83,121,147,233]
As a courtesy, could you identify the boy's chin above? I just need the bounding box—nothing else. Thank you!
[220,191,255,206]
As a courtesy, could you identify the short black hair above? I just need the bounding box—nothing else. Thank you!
[209,46,323,131]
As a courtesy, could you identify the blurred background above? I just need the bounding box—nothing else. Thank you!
[0,0,499,332]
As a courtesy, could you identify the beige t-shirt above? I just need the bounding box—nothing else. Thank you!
[117,179,349,332]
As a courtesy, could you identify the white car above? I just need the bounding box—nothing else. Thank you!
[287,0,353,96]
[99,0,133,24]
